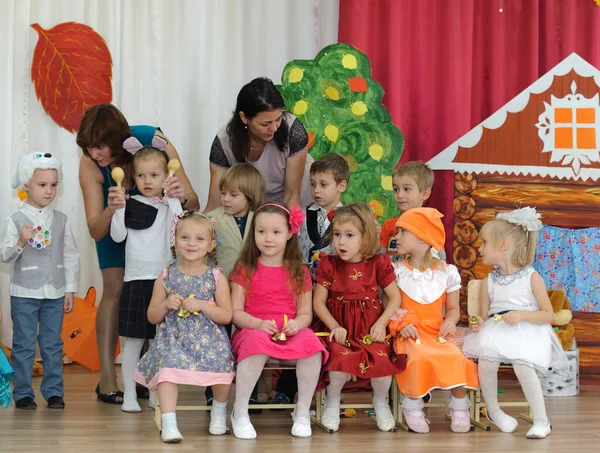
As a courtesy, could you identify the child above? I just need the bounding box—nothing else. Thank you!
[463,207,566,439]
[388,208,478,433]
[298,153,349,274]
[312,203,406,433]
[230,203,327,439]
[207,163,265,278]
[110,138,182,413]
[0,152,79,410]
[134,213,235,443]
[270,153,349,407]
[206,163,265,408]
[380,161,434,261]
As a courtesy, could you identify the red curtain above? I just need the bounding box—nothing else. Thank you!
[339,0,600,261]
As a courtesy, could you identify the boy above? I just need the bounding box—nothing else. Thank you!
[380,161,434,261]
[1,152,79,410]
[298,153,350,273]
[271,153,349,407]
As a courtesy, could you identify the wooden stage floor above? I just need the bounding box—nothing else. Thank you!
[0,364,598,453]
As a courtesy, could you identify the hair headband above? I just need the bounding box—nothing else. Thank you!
[256,203,305,234]
[123,135,168,155]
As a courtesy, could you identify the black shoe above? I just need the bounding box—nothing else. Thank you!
[249,398,262,414]
[95,384,124,405]
[47,396,65,409]
[15,397,37,410]
[268,392,291,410]
[423,393,431,403]
[136,385,150,399]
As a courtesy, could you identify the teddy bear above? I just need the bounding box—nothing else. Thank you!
[547,289,575,351]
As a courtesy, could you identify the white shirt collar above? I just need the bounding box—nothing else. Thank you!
[307,201,343,211]
[22,202,53,217]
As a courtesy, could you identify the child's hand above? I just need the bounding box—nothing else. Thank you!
[17,224,34,248]
[258,319,279,335]
[438,320,456,339]
[182,297,206,313]
[399,324,420,340]
[369,322,387,343]
[64,292,74,313]
[503,311,523,326]
[329,326,348,346]
[469,316,484,332]
[282,318,300,337]
[163,176,185,201]
[164,293,184,311]
[107,186,127,211]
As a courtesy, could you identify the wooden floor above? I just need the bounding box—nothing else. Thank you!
[0,364,599,453]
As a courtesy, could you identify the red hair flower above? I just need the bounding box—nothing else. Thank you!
[288,205,305,234]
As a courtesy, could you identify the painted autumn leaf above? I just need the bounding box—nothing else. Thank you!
[31,22,112,133]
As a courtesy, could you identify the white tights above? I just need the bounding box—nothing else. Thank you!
[121,337,153,411]
[326,371,393,420]
[233,353,322,420]
[479,359,548,430]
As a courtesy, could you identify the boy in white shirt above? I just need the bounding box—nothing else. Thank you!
[0,152,79,410]
[110,138,182,413]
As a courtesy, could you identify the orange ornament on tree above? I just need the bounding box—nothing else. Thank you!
[30,22,113,133]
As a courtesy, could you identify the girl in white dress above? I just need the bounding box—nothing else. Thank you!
[463,207,565,439]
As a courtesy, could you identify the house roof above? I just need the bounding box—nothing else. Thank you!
[428,53,600,181]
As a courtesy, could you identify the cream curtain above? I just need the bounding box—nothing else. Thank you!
[0,0,339,344]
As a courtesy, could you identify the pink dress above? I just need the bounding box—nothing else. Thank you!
[230,262,329,363]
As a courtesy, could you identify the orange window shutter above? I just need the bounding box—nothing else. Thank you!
[576,128,595,149]
[555,108,573,123]
[575,108,595,124]
[555,127,573,149]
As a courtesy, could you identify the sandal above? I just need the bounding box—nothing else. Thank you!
[136,385,150,399]
[95,384,124,405]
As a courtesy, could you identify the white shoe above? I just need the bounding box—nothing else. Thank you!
[161,426,183,443]
[291,411,312,437]
[526,422,551,439]
[373,399,396,432]
[121,400,142,413]
[231,411,257,439]
[486,408,518,433]
[320,405,340,432]
[209,408,228,435]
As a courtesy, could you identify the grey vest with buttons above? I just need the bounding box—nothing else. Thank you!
[11,210,66,289]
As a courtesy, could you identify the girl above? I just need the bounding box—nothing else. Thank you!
[110,140,182,413]
[230,203,327,439]
[312,203,406,433]
[463,207,566,439]
[389,208,478,434]
[206,163,265,277]
[134,213,235,443]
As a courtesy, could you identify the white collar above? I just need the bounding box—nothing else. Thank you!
[22,202,53,216]
[307,201,343,211]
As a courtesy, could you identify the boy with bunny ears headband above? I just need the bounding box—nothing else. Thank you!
[1,152,79,410]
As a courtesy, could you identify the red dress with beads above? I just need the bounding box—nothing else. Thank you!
[312,254,406,383]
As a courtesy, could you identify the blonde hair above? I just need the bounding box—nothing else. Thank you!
[132,147,168,173]
[219,163,266,211]
[480,219,537,267]
[330,203,380,260]
[393,161,434,192]
[172,212,218,264]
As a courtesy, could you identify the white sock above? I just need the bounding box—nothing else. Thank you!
[162,412,177,431]
[402,396,424,410]
[371,376,393,420]
[295,353,321,418]
[233,354,268,419]
[212,399,227,415]
[513,363,549,426]
[121,338,145,411]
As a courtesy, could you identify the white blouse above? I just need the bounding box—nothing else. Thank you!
[394,261,461,304]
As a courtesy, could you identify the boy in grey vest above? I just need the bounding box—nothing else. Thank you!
[0,152,79,410]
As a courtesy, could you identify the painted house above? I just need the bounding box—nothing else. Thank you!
[428,53,600,380]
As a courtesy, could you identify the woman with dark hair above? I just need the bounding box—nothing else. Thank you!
[77,104,199,404]
[205,77,313,212]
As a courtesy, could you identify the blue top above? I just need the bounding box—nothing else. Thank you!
[94,125,157,270]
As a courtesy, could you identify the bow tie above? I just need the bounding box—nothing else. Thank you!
[147,196,169,205]
[412,268,433,281]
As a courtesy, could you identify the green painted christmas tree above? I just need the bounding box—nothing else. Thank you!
[277,42,404,222]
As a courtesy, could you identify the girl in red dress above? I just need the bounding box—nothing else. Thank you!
[230,203,328,439]
[312,203,406,432]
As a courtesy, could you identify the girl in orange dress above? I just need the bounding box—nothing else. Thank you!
[313,203,406,433]
[389,208,478,434]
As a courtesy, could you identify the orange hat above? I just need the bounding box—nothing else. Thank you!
[395,208,445,252]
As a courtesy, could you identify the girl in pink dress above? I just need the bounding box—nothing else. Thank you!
[230,203,328,439]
